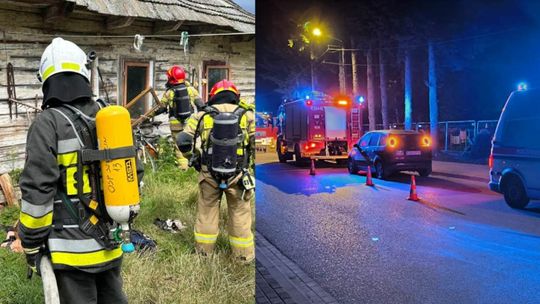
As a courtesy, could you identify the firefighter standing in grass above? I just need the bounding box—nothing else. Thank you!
[176,80,255,262]
[19,38,142,303]
[150,65,202,170]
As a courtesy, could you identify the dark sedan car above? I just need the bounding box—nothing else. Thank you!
[348,130,433,179]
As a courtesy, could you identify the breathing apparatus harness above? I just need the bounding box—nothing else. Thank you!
[51,100,137,250]
[192,104,254,194]
[170,82,193,122]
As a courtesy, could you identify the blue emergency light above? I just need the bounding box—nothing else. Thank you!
[356,96,365,104]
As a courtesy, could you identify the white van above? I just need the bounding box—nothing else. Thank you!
[489,89,540,208]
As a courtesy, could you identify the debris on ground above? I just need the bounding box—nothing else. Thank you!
[153,218,187,233]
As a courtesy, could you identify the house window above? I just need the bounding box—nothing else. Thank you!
[123,61,151,118]
[203,61,229,102]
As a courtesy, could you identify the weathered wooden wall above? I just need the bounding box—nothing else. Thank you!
[0,3,255,174]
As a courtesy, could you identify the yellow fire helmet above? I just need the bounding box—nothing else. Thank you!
[38,37,90,83]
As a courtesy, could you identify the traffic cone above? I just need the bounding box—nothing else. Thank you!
[309,158,316,175]
[407,175,420,201]
[365,165,374,186]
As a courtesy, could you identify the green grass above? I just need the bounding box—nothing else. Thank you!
[0,148,255,304]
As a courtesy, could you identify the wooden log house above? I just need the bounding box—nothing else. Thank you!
[0,0,255,177]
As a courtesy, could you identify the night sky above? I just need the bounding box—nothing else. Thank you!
[256,0,540,122]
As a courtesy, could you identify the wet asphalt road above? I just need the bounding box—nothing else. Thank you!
[256,153,540,304]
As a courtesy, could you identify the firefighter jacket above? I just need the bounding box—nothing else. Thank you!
[18,99,143,272]
[182,101,255,184]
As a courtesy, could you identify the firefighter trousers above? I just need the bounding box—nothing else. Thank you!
[54,266,127,304]
[194,175,255,262]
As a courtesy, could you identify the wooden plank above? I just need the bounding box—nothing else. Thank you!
[153,20,184,34]
[0,173,18,206]
[106,16,135,30]
[0,185,21,207]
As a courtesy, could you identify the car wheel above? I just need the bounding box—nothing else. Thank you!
[347,158,358,174]
[294,144,307,167]
[418,168,432,177]
[374,161,387,180]
[502,175,529,209]
[277,140,289,163]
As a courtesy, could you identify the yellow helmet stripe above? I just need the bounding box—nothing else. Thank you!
[41,65,55,81]
[61,62,81,73]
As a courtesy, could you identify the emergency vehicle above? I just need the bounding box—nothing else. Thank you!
[255,112,278,152]
[489,87,540,209]
[276,92,362,165]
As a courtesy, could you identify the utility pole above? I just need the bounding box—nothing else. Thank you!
[310,46,316,92]
[339,47,346,94]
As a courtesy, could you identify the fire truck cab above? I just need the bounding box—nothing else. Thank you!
[256,112,278,152]
[276,92,362,165]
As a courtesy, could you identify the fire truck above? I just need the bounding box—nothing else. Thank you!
[276,92,362,165]
[255,112,278,152]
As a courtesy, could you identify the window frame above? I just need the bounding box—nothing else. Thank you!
[202,60,230,102]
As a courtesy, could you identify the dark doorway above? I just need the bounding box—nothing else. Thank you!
[123,61,150,118]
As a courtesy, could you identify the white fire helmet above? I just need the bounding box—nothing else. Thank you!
[38,37,90,83]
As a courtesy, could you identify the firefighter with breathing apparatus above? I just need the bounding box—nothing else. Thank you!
[148,65,202,170]
[177,80,255,262]
[19,37,143,303]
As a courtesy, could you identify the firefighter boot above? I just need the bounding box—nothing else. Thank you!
[226,184,255,263]
[194,178,222,255]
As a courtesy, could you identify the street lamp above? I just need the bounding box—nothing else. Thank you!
[312,27,322,37]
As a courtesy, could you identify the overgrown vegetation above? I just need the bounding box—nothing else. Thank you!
[8,168,22,185]
[0,142,255,304]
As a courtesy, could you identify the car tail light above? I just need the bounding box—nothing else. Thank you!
[488,154,494,169]
[387,137,398,148]
[421,136,431,147]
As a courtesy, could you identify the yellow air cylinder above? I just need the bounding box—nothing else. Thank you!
[96,106,140,253]
[96,105,140,211]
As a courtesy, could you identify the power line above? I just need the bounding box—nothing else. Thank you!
[341,27,520,52]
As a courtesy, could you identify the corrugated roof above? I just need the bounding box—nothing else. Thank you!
[67,0,255,32]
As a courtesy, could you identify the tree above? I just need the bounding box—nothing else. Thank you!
[365,47,377,130]
[379,47,389,129]
[403,48,412,130]
[427,42,438,150]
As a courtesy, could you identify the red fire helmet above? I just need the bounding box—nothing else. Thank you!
[209,79,240,98]
[166,65,186,85]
